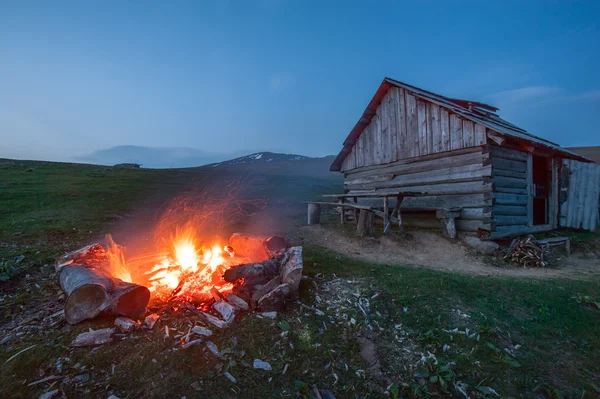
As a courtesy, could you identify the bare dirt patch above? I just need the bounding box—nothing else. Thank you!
[300,226,600,280]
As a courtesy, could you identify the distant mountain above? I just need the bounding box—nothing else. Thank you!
[202,152,337,178]
[208,152,310,167]
[565,146,600,163]
[76,145,248,168]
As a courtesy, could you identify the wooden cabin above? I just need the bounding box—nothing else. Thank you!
[330,77,600,239]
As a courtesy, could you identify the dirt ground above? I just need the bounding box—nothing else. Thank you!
[299,225,600,280]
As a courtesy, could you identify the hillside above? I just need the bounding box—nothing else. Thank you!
[76,145,248,168]
[75,146,337,173]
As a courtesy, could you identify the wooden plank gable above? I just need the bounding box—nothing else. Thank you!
[340,88,488,172]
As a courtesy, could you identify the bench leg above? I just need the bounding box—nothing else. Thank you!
[397,196,404,233]
[384,196,402,234]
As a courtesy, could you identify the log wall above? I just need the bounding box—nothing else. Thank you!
[340,87,488,172]
[487,145,530,235]
[345,147,492,232]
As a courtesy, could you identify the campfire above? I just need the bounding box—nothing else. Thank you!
[55,229,303,326]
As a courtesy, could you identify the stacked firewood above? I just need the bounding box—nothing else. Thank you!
[504,237,548,268]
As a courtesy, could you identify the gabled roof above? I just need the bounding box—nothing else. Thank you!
[331,77,591,171]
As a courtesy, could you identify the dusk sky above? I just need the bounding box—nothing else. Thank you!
[1,0,599,162]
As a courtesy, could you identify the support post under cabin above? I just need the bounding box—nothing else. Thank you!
[436,208,461,239]
[356,209,374,237]
[383,196,389,232]
[339,197,345,225]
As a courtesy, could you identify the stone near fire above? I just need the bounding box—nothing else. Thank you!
[213,300,235,324]
[281,247,303,293]
[114,316,137,332]
[226,293,249,311]
[260,311,278,319]
[206,341,220,357]
[71,328,115,347]
[258,283,291,312]
[192,326,213,337]
[145,313,160,329]
[182,339,203,349]
[38,389,59,399]
[224,371,237,384]
[198,311,228,329]
[253,359,272,371]
[73,373,90,384]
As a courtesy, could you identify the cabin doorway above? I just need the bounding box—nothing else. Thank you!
[532,155,552,225]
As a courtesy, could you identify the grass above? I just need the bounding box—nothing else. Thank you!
[303,246,600,398]
[1,158,599,398]
[0,159,178,271]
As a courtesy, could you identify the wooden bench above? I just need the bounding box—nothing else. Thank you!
[536,236,571,254]
[308,195,463,239]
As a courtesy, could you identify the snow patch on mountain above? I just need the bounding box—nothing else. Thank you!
[210,152,311,167]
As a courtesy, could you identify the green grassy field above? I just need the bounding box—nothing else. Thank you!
[1,159,599,398]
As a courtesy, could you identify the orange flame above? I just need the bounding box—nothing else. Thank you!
[145,226,232,296]
[105,234,133,283]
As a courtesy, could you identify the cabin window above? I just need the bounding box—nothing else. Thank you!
[532,154,552,225]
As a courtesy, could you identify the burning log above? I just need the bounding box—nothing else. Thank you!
[56,234,301,328]
[58,265,112,325]
[224,246,303,312]
[108,278,151,319]
[258,283,290,311]
[280,246,302,292]
[223,255,283,286]
[228,233,289,262]
[57,243,150,324]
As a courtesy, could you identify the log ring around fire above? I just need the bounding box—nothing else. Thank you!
[59,265,150,324]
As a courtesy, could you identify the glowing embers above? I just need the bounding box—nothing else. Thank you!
[145,230,235,301]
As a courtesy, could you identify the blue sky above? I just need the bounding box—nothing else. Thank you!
[1,0,599,162]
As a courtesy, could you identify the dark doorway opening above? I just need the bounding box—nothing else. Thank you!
[532,155,551,225]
